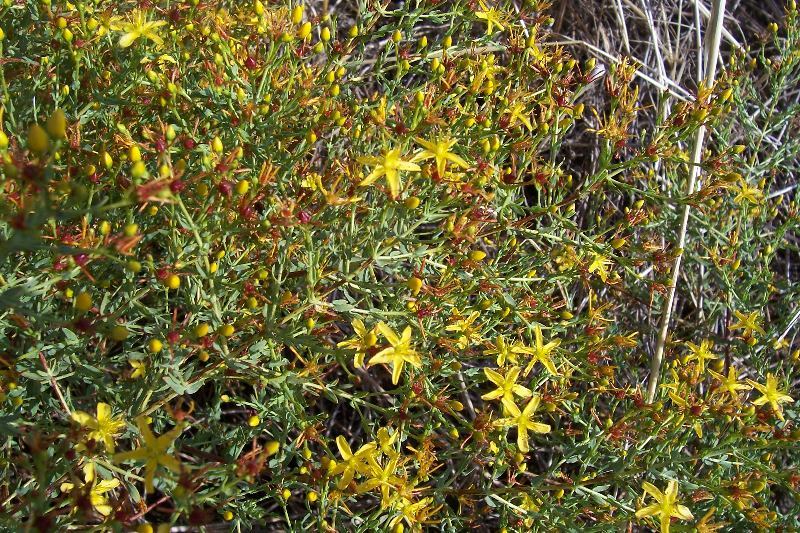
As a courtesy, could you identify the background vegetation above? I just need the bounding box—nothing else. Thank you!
[0,0,799,531]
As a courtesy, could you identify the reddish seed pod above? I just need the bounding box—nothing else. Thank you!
[218,180,233,197]
[170,179,185,193]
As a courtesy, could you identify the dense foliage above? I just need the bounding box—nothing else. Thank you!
[1,0,799,531]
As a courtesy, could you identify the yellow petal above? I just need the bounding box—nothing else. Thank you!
[118,32,139,48]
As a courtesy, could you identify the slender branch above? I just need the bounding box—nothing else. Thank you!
[647,0,727,403]
[39,351,71,416]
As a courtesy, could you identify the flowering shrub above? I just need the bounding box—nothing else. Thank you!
[1,0,799,530]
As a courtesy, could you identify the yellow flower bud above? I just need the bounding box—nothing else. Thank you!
[131,160,148,179]
[46,109,67,139]
[27,124,49,155]
[165,274,181,290]
[297,21,312,40]
[291,5,304,24]
[407,276,423,295]
[235,179,250,195]
[265,441,280,456]
[109,325,129,342]
[75,292,92,312]
[404,196,420,209]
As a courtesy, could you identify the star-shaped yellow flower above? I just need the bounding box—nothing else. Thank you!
[444,310,482,349]
[116,10,167,48]
[113,416,184,492]
[72,402,126,452]
[517,325,561,376]
[730,310,765,338]
[387,493,438,531]
[338,318,378,368]
[413,136,469,177]
[496,395,551,452]
[708,366,751,403]
[485,336,521,367]
[368,322,422,385]
[130,358,146,379]
[747,373,794,421]
[60,462,121,517]
[733,179,763,205]
[357,454,402,505]
[475,0,506,35]
[504,101,533,131]
[635,480,693,533]
[685,339,718,375]
[329,435,377,489]
[358,148,421,199]
[588,253,613,282]
[481,366,532,413]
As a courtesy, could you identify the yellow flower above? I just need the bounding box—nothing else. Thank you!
[329,435,377,489]
[485,336,520,367]
[358,147,421,199]
[357,454,402,505]
[747,373,794,421]
[708,366,751,403]
[413,136,469,177]
[387,492,438,531]
[72,402,126,452]
[695,506,728,533]
[496,395,551,452]
[504,101,533,131]
[337,318,378,368]
[733,179,763,205]
[130,358,147,379]
[375,426,400,459]
[588,253,613,282]
[444,310,482,349]
[729,310,765,338]
[517,325,561,376]
[60,462,121,517]
[113,416,184,492]
[635,480,693,533]
[117,10,167,48]
[475,0,506,35]
[684,339,718,375]
[368,322,422,385]
[481,366,532,413]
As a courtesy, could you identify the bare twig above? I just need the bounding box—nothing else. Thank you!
[39,351,71,416]
[647,0,727,403]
